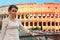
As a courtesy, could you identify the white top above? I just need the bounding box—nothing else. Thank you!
[0,17,29,40]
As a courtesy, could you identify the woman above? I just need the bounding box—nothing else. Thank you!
[0,5,35,40]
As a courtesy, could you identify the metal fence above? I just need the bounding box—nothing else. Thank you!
[19,30,60,40]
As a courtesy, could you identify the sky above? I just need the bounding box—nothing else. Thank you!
[0,0,60,6]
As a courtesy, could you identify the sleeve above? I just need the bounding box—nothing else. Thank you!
[18,19,30,33]
[0,19,8,40]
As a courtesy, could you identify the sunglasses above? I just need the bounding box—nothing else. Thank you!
[12,10,17,12]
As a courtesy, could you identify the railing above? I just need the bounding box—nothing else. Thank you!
[19,31,60,40]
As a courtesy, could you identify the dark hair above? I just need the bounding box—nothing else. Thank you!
[8,5,18,11]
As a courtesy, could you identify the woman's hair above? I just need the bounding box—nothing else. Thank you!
[8,5,18,11]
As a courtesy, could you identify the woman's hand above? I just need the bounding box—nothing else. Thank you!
[38,31,43,34]
[29,32,36,36]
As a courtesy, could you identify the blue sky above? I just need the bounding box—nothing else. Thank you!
[0,0,60,6]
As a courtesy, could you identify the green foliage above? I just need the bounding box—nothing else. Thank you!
[0,21,2,30]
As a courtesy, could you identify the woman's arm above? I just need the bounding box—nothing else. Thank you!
[19,21,30,33]
[18,20,35,36]
[0,18,8,40]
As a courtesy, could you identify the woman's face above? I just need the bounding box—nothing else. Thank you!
[9,8,18,17]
